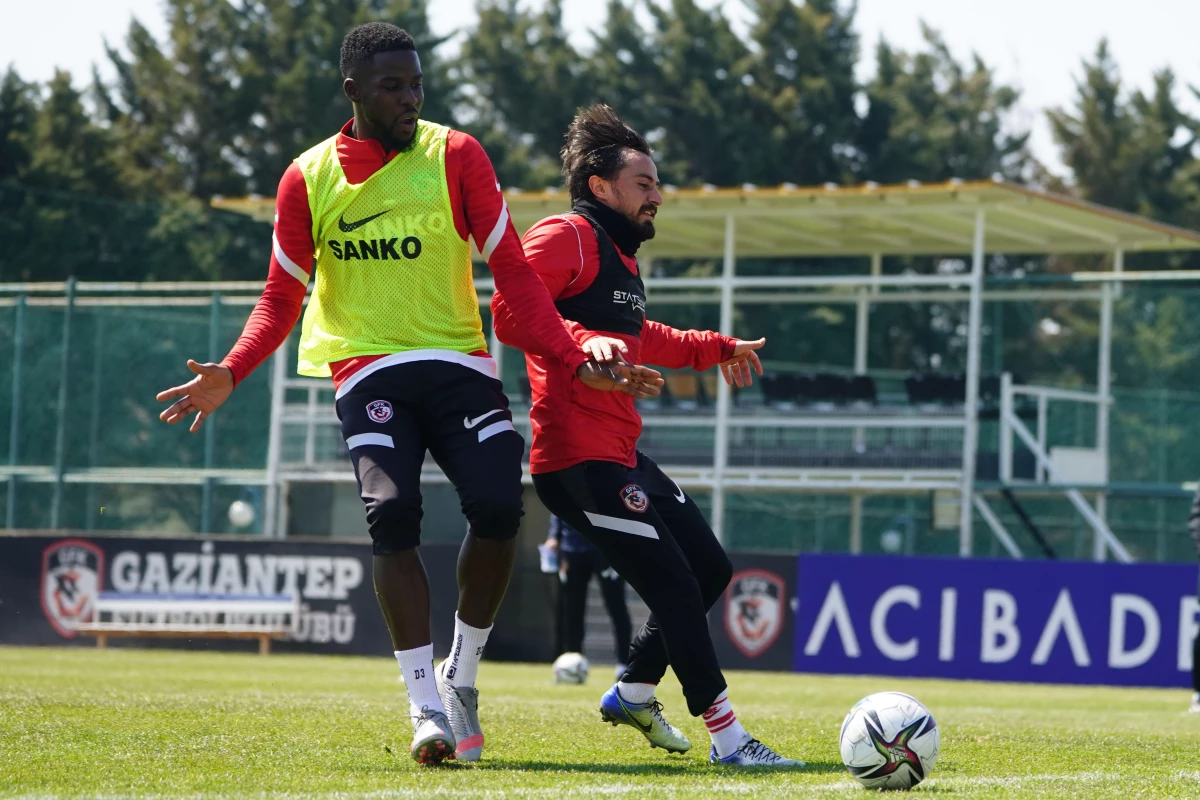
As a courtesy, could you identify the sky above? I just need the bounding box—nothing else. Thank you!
[4,0,1200,176]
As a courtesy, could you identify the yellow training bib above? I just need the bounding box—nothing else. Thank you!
[294,121,485,377]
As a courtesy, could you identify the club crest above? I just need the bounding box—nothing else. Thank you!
[619,483,649,513]
[366,400,393,423]
[724,569,784,658]
[40,539,105,638]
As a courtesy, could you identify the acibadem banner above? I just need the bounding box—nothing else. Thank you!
[794,554,1200,687]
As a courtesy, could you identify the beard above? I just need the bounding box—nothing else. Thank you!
[628,206,657,241]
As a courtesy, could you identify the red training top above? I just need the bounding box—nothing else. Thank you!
[221,119,587,389]
[491,214,737,473]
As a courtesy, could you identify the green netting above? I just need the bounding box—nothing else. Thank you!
[3,281,1200,559]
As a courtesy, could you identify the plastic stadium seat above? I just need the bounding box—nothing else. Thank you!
[979,373,1001,407]
[813,373,849,404]
[944,373,966,404]
[792,373,816,404]
[848,375,877,405]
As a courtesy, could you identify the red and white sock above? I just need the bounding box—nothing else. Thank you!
[704,691,751,758]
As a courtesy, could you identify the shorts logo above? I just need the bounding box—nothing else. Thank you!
[40,539,105,638]
[724,569,785,658]
[366,400,393,423]
[620,484,649,514]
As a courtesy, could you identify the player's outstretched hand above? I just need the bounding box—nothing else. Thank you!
[156,359,235,433]
[576,358,664,400]
[719,337,766,388]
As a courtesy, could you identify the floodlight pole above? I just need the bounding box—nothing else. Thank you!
[263,348,287,538]
[711,214,736,543]
[850,259,875,555]
[50,277,76,530]
[5,294,24,529]
[1095,277,1115,561]
[958,210,986,557]
[201,291,220,534]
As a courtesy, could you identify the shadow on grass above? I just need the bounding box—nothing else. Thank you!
[463,759,848,776]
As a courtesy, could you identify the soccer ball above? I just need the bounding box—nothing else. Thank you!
[839,691,940,790]
[552,652,589,684]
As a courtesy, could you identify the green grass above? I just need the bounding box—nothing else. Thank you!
[1,646,1199,798]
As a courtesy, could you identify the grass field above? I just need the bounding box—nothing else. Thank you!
[2,646,1199,798]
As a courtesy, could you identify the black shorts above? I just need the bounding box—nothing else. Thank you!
[335,359,526,554]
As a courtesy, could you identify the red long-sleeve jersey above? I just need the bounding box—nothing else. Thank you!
[492,214,736,473]
[221,119,587,388]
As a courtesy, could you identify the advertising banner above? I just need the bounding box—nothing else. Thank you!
[0,534,460,656]
[709,552,798,672]
[794,554,1200,687]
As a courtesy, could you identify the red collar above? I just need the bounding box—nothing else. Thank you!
[336,119,400,185]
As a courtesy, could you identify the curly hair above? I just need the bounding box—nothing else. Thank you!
[339,22,416,78]
[562,105,651,203]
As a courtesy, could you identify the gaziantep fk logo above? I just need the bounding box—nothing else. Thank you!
[724,569,785,658]
[40,539,105,638]
[619,484,649,513]
[366,400,393,423]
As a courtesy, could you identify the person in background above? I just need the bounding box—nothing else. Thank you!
[1189,483,1200,713]
[546,514,632,679]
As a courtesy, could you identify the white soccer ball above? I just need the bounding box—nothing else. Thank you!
[839,691,940,790]
[552,652,589,685]
[228,500,255,528]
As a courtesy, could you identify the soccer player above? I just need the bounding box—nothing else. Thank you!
[155,25,659,765]
[491,105,800,767]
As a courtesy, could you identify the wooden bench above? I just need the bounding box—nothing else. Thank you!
[77,593,300,654]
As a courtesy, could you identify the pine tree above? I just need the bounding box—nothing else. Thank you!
[858,24,1028,184]
[0,67,37,182]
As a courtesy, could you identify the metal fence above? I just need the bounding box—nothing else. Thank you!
[3,279,1200,562]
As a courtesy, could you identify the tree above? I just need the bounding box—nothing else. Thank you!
[24,70,123,196]
[236,0,453,195]
[857,24,1029,184]
[740,0,859,185]
[0,67,37,182]
[455,0,594,189]
[640,0,755,187]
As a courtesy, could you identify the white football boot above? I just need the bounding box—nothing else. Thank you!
[410,706,455,765]
[435,660,484,761]
[710,738,803,767]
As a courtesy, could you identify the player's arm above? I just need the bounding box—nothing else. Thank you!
[156,164,313,432]
[454,133,591,374]
[490,217,629,363]
[641,321,766,388]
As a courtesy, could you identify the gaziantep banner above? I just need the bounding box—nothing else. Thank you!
[0,534,463,655]
[793,554,1200,687]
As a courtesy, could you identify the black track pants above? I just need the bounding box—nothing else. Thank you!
[533,452,733,716]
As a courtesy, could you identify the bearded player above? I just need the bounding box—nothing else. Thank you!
[491,105,800,767]
[155,27,659,765]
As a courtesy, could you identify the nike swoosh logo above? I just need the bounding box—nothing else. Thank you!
[619,697,653,733]
[338,210,388,232]
[463,409,503,429]
[672,481,686,503]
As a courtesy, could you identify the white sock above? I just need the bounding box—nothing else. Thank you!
[616,681,656,705]
[704,691,751,758]
[395,645,444,716]
[444,613,492,688]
